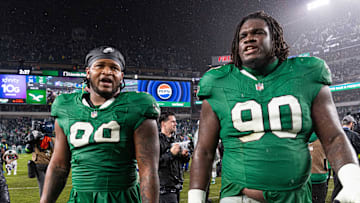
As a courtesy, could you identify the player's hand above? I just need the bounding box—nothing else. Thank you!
[334,163,360,203]
[170,143,181,155]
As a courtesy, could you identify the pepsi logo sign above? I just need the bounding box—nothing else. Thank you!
[157,83,172,100]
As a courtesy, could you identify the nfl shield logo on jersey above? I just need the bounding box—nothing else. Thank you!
[91,111,98,118]
[255,83,264,91]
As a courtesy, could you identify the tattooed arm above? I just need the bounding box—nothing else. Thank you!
[40,120,71,203]
[134,119,160,203]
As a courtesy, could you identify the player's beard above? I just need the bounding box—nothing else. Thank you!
[89,76,121,99]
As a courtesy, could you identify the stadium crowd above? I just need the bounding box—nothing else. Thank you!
[0,118,32,151]
[0,117,198,153]
[287,12,360,85]
[332,89,360,103]
[0,1,197,78]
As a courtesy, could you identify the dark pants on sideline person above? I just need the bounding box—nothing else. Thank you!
[312,182,327,203]
[160,187,180,203]
[35,164,48,197]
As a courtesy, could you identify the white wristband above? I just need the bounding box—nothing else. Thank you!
[188,189,206,203]
[338,163,360,186]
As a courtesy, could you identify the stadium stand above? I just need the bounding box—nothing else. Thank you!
[0,0,359,141]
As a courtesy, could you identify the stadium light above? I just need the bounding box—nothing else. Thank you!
[307,0,330,11]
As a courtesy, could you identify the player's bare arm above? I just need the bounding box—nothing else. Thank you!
[189,100,220,190]
[312,85,358,171]
[312,85,360,202]
[134,118,160,203]
[40,120,71,203]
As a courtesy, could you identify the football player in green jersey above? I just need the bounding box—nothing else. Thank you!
[189,11,360,203]
[40,46,160,203]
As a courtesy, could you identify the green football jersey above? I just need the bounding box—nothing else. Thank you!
[51,91,160,192]
[197,57,331,198]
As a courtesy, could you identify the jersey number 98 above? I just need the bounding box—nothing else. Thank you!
[69,121,120,147]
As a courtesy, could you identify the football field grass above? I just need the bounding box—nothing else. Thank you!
[7,153,334,203]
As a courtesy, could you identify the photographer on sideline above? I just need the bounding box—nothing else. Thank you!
[25,121,55,197]
[158,112,190,203]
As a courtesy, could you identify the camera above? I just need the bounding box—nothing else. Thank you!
[171,140,193,152]
[23,121,54,153]
[33,120,54,134]
[23,131,43,153]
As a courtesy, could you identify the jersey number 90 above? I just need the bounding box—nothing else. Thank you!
[231,95,302,142]
[69,121,120,147]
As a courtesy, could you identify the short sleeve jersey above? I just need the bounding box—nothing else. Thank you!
[51,91,160,192]
[197,57,331,197]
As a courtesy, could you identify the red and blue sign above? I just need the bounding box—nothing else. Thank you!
[157,83,172,99]
[138,80,191,106]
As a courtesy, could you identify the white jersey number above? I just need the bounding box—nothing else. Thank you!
[69,121,120,147]
[231,95,302,142]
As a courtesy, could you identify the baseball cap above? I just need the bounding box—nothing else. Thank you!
[342,115,356,124]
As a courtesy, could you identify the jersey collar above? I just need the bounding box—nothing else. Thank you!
[82,94,115,110]
[241,58,279,81]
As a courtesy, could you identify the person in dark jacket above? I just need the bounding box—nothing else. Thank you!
[331,115,360,201]
[158,112,190,203]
